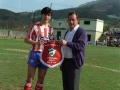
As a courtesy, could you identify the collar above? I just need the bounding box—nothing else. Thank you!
[69,24,79,32]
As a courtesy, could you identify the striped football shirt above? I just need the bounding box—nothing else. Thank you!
[26,22,53,51]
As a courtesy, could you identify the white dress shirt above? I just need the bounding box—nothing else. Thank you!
[63,25,79,58]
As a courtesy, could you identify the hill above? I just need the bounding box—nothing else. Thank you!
[34,0,120,24]
[0,0,120,30]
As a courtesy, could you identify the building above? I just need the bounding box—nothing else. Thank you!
[50,18,104,42]
[0,18,104,41]
[80,18,104,42]
[50,19,68,40]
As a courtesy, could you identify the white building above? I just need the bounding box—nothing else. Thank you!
[50,18,104,42]
[80,18,104,42]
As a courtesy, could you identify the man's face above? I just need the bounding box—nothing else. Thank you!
[67,14,79,30]
[41,13,51,23]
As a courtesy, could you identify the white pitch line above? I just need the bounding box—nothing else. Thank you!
[85,64,120,73]
[0,53,25,56]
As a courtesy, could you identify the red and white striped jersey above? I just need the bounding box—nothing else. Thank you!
[26,22,54,52]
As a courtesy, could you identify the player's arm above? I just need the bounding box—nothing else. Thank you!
[24,37,45,45]
[24,38,38,45]
[24,25,38,45]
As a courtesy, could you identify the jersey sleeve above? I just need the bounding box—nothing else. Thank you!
[26,24,35,40]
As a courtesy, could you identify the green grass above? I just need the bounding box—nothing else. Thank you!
[0,39,120,90]
[108,15,120,19]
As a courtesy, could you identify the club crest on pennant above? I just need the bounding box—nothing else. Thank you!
[40,40,64,68]
[48,48,56,56]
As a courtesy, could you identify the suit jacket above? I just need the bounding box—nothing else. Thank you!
[65,27,87,69]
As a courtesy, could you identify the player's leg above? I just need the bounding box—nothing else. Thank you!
[35,68,47,90]
[24,50,38,90]
[24,65,36,90]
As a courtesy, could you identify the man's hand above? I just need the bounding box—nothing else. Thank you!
[57,39,67,46]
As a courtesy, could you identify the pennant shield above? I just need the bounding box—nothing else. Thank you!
[40,40,63,68]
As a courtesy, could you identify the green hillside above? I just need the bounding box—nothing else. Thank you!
[0,0,120,30]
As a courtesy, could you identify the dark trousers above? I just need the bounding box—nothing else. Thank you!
[62,59,81,90]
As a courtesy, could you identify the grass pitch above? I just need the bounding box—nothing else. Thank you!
[0,39,120,90]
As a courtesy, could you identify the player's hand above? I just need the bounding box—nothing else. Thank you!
[37,38,46,45]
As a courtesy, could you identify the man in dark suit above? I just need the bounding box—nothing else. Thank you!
[57,11,87,90]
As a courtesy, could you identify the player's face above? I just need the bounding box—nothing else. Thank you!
[67,14,79,30]
[41,13,51,23]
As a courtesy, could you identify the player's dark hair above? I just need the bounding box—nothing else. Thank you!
[41,7,52,16]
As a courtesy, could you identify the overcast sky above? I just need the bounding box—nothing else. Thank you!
[0,0,96,12]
